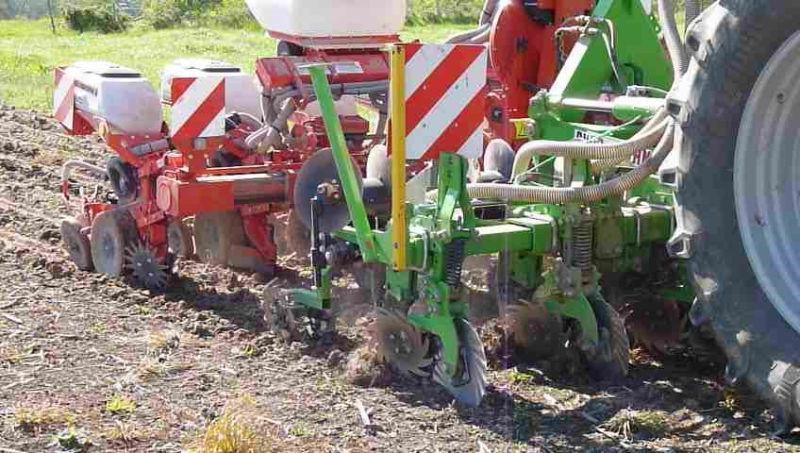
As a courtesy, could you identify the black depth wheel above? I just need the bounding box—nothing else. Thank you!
[106,157,138,205]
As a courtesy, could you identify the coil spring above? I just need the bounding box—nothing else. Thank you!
[444,239,467,288]
[572,215,594,284]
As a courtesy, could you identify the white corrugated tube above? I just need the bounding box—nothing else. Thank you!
[464,120,675,204]
[510,109,669,180]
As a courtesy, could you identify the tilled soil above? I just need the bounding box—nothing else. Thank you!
[0,104,798,452]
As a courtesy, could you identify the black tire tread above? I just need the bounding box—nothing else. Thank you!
[674,0,800,427]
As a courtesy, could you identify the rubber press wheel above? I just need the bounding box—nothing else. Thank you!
[673,0,800,429]
[167,218,195,259]
[90,209,138,277]
[60,216,93,271]
[581,294,630,382]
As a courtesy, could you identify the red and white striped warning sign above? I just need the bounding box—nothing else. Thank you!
[53,68,76,131]
[401,43,488,161]
[170,77,226,140]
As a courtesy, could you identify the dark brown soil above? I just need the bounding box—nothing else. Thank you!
[0,104,798,452]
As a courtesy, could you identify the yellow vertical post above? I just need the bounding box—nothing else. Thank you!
[390,45,407,272]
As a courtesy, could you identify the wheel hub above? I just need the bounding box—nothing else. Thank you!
[735,30,800,333]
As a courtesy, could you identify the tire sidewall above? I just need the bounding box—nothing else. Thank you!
[679,0,800,404]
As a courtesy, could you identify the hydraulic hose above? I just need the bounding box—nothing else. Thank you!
[61,160,107,182]
[445,0,499,43]
[446,23,491,44]
[464,121,675,204]
[511,112,670,180]
[658,0,688,79]
[479,0,500,25]
[245,98,295,151]
[466,27,492,45]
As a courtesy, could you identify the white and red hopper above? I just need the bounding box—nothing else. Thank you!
[245,0,407,49]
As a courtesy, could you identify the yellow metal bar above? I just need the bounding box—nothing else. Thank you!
[390,45,407,271]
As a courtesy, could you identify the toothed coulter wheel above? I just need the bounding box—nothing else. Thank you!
[263,288,335,342]
[126,242,168,290]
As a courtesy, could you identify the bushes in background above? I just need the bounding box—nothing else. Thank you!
[140,0,256,30]
[62,0,130,33]
[407,0,484,25]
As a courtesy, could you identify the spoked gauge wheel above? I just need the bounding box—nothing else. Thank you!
[263,287,301,342]
[60,216,93,271]
[432,318,488,408]
[674,0,800,430]
[90,209,138,277]
[505,299,568,361]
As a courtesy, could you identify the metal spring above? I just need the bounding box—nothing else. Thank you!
[572,215,594,284]
[444,239,467,288]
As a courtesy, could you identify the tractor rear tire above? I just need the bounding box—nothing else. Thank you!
[672,0,800,430]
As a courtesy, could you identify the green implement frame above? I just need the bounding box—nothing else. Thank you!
[285,0,693,406]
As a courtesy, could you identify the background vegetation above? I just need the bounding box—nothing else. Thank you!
[2,0,488,26]
[0,19,470,111]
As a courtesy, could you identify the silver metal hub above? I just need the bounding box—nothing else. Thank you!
[735,31,800,333]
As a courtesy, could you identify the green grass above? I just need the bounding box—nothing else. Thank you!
[0,19,472,112]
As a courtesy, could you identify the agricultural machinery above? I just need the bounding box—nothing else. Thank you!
[53,0,800,430]
[268,0,800,428]
[54,0,401,288]
[270,0,689,407]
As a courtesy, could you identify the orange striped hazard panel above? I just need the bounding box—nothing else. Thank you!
[169,77,226,140]
[400,43,488,161]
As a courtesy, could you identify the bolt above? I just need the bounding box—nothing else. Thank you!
[777,92,786,104]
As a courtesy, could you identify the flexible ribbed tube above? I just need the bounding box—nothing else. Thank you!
[684,0,702,32]
[590,109,669,172]
[658,0,688,79]
[511,114,669,179]
[463,121,675,204]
